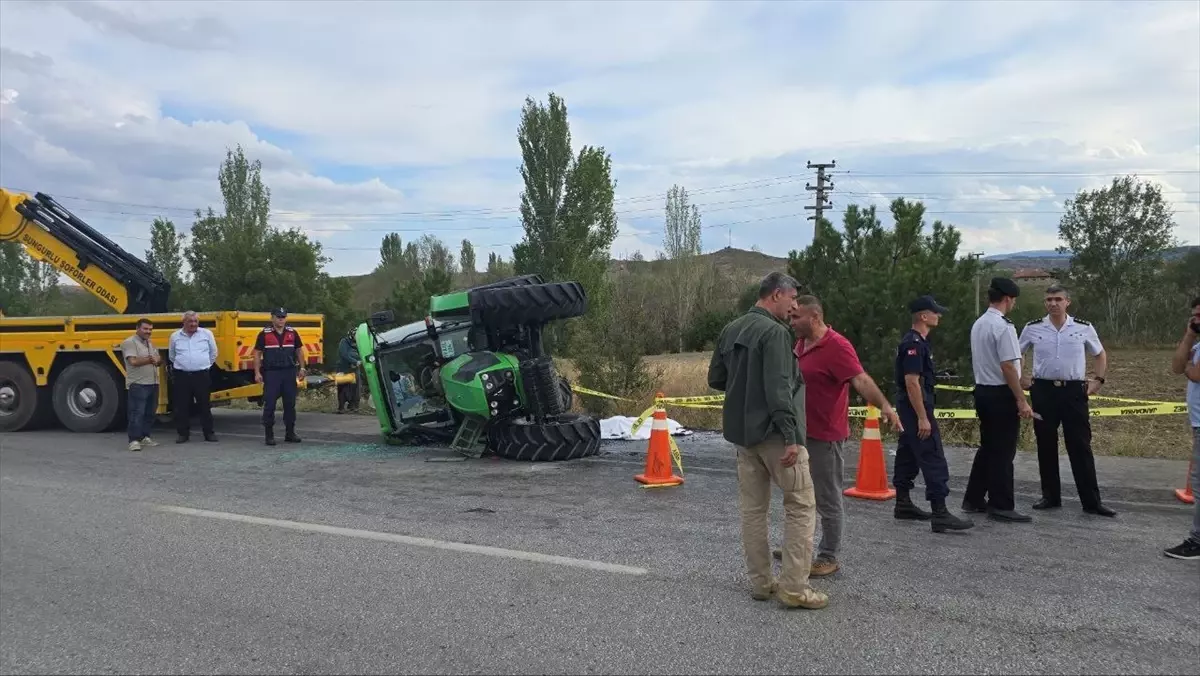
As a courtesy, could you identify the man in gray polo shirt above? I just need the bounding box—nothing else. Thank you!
[121,318,162,452]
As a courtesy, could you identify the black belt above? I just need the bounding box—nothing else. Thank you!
[1033,378,1085,387]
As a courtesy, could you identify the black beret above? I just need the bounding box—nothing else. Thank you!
[988,277,1020,298]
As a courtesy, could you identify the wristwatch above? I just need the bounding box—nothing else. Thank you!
[1093,376,1106,385]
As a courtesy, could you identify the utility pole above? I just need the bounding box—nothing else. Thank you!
[805,160,836,225]
[968,251,986,315]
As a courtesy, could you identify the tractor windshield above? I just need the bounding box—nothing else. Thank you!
[374,322,472,425]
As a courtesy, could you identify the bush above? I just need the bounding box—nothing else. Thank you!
[571,281,664,417]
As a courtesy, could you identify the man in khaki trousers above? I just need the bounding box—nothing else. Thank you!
[708,272,826,610]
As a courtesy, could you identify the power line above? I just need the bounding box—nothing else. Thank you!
[46,193,816,228]
[1,173,810,219]
[51,188,1200,228]
[833,169,1199,178]
[838,190,1200,201]
[9,167,1195,220]
[83,211,818,251]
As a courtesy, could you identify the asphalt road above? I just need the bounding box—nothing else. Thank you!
[1,411,1197,675]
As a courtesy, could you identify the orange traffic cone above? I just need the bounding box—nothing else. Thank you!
[1175,460,1195,505]
[843,404,896,501]
[635,395,684,487]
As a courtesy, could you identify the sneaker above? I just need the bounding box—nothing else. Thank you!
[777,587,829,610]
[127,440,141,452]
[1163,539,1200,560]
[810,556,840,577]
[140,437,159,447]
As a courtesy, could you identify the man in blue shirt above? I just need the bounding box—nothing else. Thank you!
[1165,296,1200,560]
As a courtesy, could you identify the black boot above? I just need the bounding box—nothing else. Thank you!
[265,425,276,446]
[931,499,975,533]
[284,426,301,443]
[894,490,932,521]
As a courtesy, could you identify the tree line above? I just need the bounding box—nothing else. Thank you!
[582,175,1197,408]
[2,91,1195,411]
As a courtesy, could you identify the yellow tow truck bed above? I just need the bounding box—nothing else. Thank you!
[0,310,325,433]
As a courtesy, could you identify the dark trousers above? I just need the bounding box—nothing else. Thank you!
[965,385,1020,511]
[173,370,213,437]
[337,382,358,411]
[1030,379,1102,507]
[262,368,298,429]
[892,400,951,502]
[127,383,159,442]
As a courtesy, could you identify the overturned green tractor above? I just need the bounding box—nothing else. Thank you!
[352,274,601,461]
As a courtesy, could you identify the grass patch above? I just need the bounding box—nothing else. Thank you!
[558,348,1195,461]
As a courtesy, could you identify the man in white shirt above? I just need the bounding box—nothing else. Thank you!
[168,310,219,443]
[1017,284,1116,517]
[965,277,1034,523]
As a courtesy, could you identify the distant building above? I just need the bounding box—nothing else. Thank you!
[1013,268,1054,282]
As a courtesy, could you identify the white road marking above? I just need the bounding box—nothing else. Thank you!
[153,504,650,576]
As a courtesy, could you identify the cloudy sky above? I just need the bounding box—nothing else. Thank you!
[2,0,1197,277]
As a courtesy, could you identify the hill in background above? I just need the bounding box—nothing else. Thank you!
[50,244,1199,316]
[981,245,1196,275]
[343,244,1198,311]
[346,246,789,311]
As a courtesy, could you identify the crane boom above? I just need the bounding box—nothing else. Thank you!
[0,188,171,314]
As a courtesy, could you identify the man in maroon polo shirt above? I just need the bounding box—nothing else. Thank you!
[785,294,902,577]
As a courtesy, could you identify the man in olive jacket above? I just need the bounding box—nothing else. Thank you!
[708,271,826,610]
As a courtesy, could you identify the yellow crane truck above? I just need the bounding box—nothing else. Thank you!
[0,188,337,434]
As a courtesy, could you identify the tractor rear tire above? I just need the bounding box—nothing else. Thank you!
[486,414,601,462]
[468,281,587,325]
[466,274,544,292]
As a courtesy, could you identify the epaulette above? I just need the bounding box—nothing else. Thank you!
[1003,315,1013,324]
[262,327,272,332]
[1074,318,1091,326]
[1025,318,1043,326]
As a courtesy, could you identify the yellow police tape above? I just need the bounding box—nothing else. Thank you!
[570,385,634,402]
[932,383,1176,405]
[574,382,1186,431]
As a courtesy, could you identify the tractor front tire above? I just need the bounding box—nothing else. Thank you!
[468,281,587,325]
[486,414,601,462]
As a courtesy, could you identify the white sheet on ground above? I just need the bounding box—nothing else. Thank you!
[599,415,693,441]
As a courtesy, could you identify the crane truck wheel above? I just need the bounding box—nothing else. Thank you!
[485,413,601,461]
[52,361,122,433]
[0,361,39,433]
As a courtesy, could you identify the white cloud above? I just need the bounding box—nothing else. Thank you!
[0,0,1196,286]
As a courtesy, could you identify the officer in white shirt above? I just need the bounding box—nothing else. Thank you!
[965,277,1034,523]
[1017,284,1116,517]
